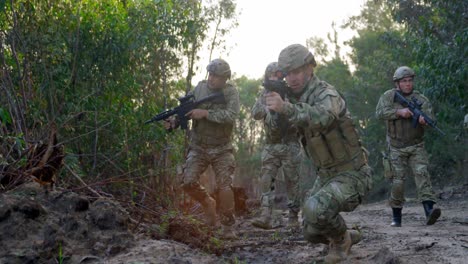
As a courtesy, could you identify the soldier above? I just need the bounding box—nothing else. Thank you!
[376,66,441,227]
[251,62,302,230]
[164,58,240,238]
[265,44,373,263]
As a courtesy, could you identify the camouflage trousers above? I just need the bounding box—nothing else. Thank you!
[183,143,235,189]
[259,142,302,212]
[182,143,236,225]
[388,142,436,208]
[302,164,373,243]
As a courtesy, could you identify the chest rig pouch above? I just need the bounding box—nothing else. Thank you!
[387,118,424,148]
[191,83,232,146]
[305,116,366,170]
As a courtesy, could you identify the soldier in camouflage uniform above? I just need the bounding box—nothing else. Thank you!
[265,44,373,263]
[376,66,441,227]
[164,58,240,238]
[251,62,302,230]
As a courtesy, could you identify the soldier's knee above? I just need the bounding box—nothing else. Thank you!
[217,175,233,190]
[303,196,329,225]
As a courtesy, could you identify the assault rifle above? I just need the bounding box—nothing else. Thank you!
[262,79,288,99]
[394,91,445,135]
[144,92,225,129]
[262,79,289,138]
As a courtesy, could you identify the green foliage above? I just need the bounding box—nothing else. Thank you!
[57,242,63,264]
[0,0,239,207]
[232,76,263,186]
[0,108,12,125]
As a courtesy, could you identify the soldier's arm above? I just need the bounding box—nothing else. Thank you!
[206,87,240,124]
[281,91,345,131]
[251,91,267,120]
[376,91,399,120]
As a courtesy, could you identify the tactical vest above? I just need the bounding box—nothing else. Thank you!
[299,79,367,172]
[191,82,232,147]
[386,117,424,148]
[303,116,367,172]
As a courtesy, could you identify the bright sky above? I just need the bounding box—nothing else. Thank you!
[193,0,365,83]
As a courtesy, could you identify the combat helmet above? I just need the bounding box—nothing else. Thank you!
[393,66,415,81]
[207,58,231,78]
[264,62,283,80]
[278,44,317,73]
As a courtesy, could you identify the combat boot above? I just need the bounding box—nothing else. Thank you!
[200,196,217,226]
[422,201,441,225]
[218,188,237,239]
[390,207,402,227]
[348,229,362,245]
[251,206,273,229]
[324,230,353,264]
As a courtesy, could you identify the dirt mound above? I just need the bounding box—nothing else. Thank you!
[0,182,134,263]
[1,182,467,263]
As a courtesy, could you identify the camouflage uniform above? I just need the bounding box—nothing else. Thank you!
[277,75,372,243]
[251,89,302,227]
[181,59,240,228]
[271,43,372,262]
[376,89,437,207]
[376,65,441,227]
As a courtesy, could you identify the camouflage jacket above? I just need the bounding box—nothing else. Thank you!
[272,75,367,171]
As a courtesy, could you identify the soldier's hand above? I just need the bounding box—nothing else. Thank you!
[419,115,427,125]
[186,109,208,120]
[396,108,413,118]
[265,92,284,113]
[163,118,176,130]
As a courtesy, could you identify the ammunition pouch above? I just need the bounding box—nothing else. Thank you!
[304,117,367,175]
[387,118,424,148]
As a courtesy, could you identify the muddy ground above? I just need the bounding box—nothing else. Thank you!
[1,183,467,263]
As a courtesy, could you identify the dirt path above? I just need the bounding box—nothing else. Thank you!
[217,198,467,263]
[109,186,468,263]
